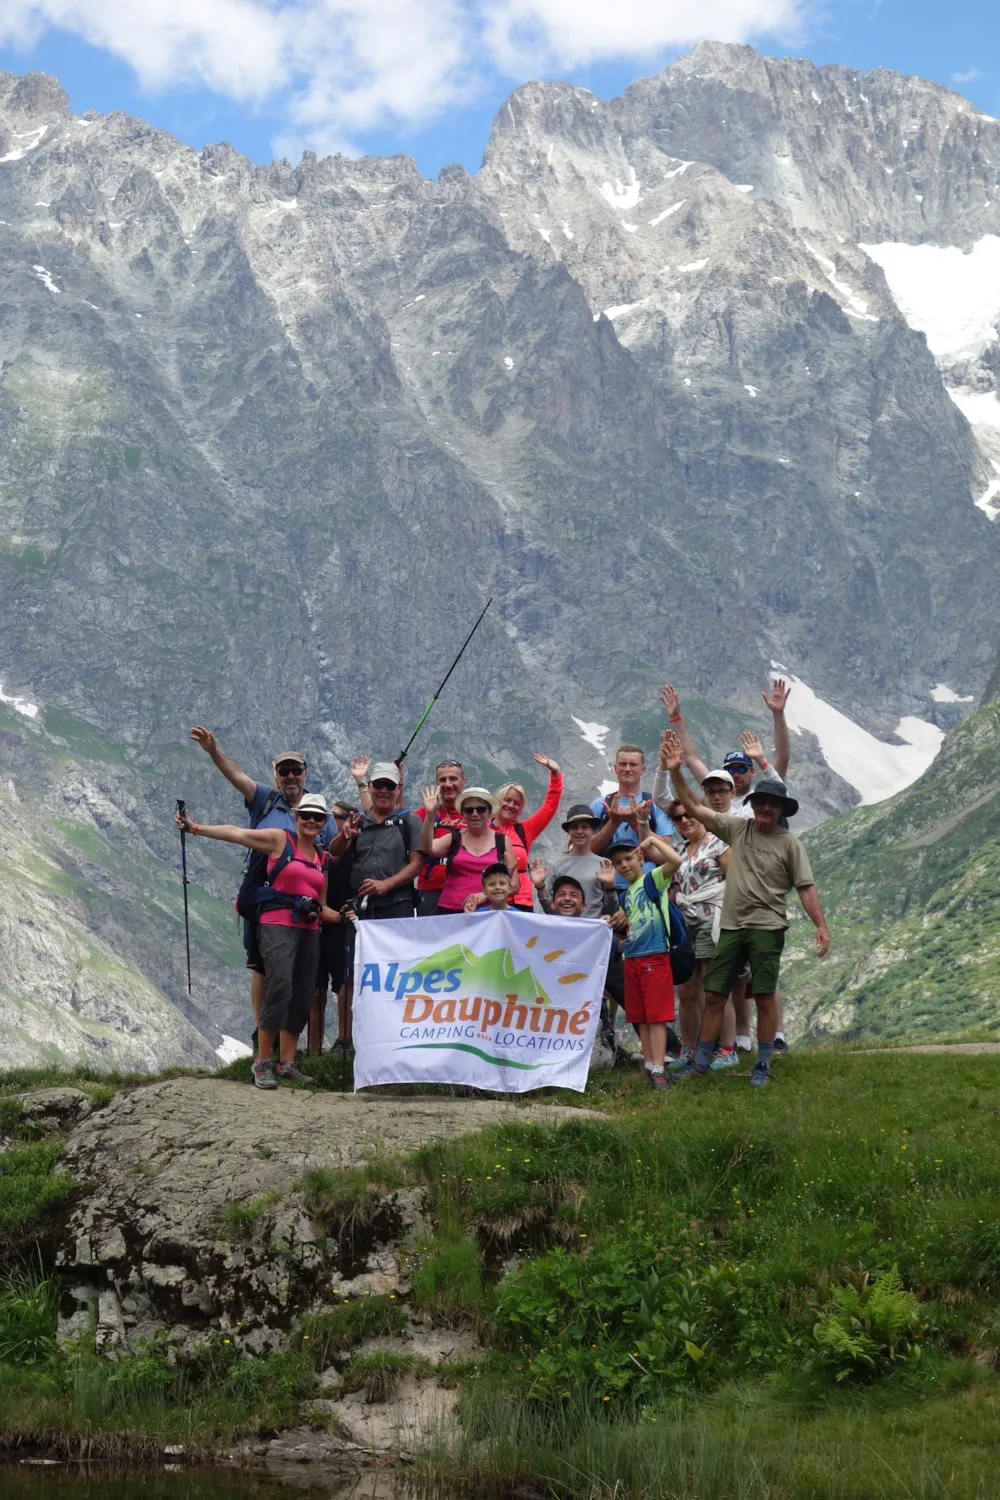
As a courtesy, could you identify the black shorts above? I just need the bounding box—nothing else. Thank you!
[316,923,348,992]
[604,946,625,1008]
[243,918,264,975]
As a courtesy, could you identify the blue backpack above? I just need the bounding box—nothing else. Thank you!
[642,871,695,986]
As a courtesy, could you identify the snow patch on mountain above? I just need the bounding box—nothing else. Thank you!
[931,684,974,703]
[572,716,610,756]
[773,669,944,804]
[216,1035,253,1063]
[0,681,40,718]
[949,389,1000,429]
[860,236,1000,365]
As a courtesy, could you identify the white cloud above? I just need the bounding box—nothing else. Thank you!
[951,67,985,84]
[0,0,808,157]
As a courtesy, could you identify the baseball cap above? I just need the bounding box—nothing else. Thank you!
[368,761,401,786]
[295,793,329,817]
[702,768,736,789]
[723,749,753,770]
[552,873,585,897]
[273,752,307,770]
[481,862,511,884]
[607,841,637,861]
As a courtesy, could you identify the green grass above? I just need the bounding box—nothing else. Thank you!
[0,1142,74,1242]
[290,1296,410,1367]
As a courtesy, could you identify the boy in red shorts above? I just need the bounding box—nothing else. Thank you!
[608,836,682,1092]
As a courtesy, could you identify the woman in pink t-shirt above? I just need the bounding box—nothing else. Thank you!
[418,786,517,914]
[175,794,346,1090]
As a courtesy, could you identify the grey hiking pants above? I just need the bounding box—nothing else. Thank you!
[258,924,319,1037]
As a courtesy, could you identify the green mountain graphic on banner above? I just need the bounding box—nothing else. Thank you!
[418,943,553,1005]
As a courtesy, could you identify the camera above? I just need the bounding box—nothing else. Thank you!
[292,896,322,923]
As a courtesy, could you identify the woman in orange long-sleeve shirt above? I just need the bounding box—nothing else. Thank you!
[492,753,563,911]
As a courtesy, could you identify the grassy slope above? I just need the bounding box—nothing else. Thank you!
[5,1051,1000,1496]
[781,698,1000,1042]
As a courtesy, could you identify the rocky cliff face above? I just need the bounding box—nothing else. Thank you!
[0,49,998,1059]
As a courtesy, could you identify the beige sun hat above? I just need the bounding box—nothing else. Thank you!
[457,786,498,813]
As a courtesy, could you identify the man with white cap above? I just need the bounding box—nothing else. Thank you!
[326,761,423,920]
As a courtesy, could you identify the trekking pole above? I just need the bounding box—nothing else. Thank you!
[396,597,493,765]
[176,799,193,995]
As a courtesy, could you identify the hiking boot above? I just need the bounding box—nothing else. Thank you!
[710,1047,740,1070]
[667,1048,695,1070]
[772,1037,789,1055]
[749,1060,771,1088]
[671,1062,710,1082]
[276,1061,317,1085]
[252,1059,277,1091]
[329,1036,349,1055]
[650,1072,673,1093]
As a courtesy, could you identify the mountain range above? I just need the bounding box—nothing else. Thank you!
[1,44,998,1063]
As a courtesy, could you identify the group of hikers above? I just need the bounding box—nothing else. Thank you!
[177,676,829,1093]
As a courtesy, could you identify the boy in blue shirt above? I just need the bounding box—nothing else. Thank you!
[608,835,682,1092]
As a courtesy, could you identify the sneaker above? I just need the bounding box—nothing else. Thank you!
[749,1060,771,1088]
[650,1073,672,1093]
[710,1047,740,1070]
[276,1061,317,1085]
[734,1037,753,1053]
[252,1059,277,1091]
[668,1048,695,1070]
[772,1037,789,1055]
[329,1036,348,1054]
[671,1062,710,1082]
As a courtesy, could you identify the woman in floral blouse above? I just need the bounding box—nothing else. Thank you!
[666,799,732,1068]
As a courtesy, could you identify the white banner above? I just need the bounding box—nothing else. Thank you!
[352,909,612,1094]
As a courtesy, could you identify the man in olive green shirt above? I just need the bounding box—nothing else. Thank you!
[662,731,829,1088]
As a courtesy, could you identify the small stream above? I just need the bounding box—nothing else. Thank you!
[1,1469,410,1500]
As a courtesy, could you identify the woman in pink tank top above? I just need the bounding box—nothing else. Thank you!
[175,794,347,1090]
[418,786,517,914]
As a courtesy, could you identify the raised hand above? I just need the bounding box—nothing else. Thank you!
[349,754,371,785]
[740,731,765,766]
[661,731,684,773]
[762,678,790,715]
[190,726,216,756]
[175,806,195,834]
[533,752,561,775]
[529,857,548,889]
[636,798,654,826]
[596,858,616,888]
[422,785,440,813]
[343,813,363,840]
[606,793,627,824]
[660,684,681,719]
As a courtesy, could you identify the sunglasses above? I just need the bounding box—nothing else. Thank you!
[297,811,326,824]
[463,804,490,815]
[726,763,752,775]
[371,780,397,791]
[675,813,696,822]
[276,763,305,776]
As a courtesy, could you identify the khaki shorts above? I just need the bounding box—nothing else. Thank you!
[685,916,718,962]
[704,928,786,998]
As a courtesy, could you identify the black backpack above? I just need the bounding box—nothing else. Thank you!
[238,832,327,918]
[446,828,508,870]
[236,789,284,919]
[642,871,696,986]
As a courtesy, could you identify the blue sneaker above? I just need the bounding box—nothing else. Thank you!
[672,1062,710,1082]
[668,1048,695,1070]
[749,1061,771,1088]
[710,1047,740,1070]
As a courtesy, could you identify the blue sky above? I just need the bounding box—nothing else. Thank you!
[0,1,996,180]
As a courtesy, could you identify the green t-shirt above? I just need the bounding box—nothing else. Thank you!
[712,812,814,931]
[622,864,670,958]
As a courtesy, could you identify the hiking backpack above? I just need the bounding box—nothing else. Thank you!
[445,828,508,870]
[642,870,696,986]
[238,833,327,918]
[235,789,285,919]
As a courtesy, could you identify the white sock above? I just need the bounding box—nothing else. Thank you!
[775,1031,785,1042]
[736,1034,751,1050]
[650,1063,664,1076]
[644,1060,655,1072]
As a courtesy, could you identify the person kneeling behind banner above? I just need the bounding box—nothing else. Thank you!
[176,795,344,1091]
